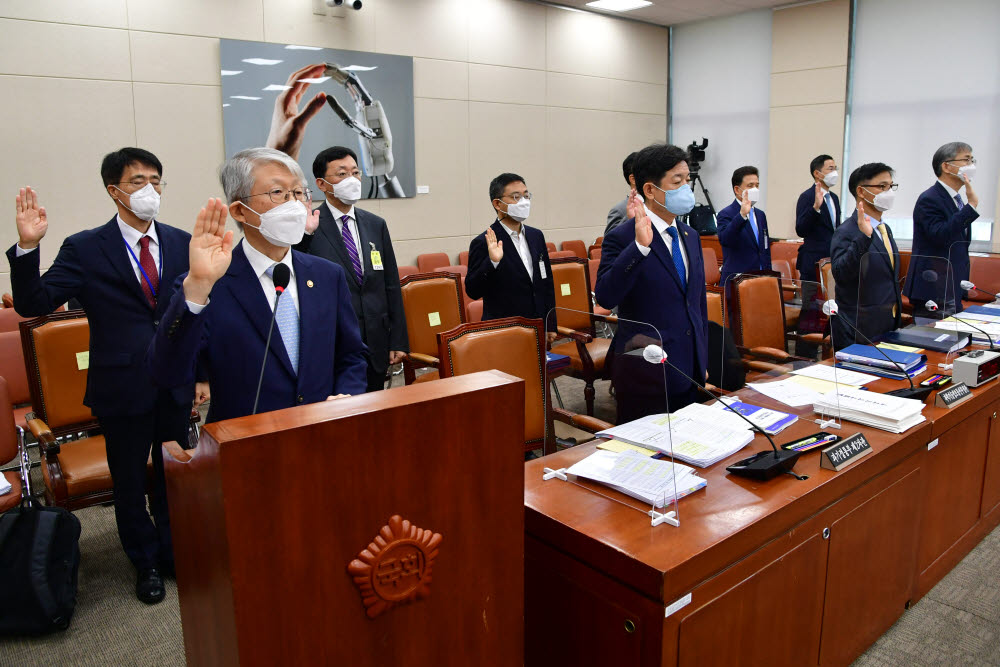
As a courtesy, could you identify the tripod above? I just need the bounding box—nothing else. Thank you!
[688,169,716,217]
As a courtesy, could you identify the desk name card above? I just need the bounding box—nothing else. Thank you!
[820,432,872,472]
[935,382,972,409]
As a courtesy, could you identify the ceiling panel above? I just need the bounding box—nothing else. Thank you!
[549,0,791,26]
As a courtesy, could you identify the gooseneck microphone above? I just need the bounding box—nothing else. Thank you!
[823,300,931,401]
[962,280,1000,301]
[252,263,291,415]
[639,345,802,481]
[927,299,996,352]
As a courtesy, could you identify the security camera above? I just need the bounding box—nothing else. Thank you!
[350,0,362,8]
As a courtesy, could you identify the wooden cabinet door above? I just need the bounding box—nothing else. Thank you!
[981,401,1000,517]
[820,466,921,666]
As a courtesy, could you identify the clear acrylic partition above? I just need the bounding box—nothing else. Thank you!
[542,307,681,528]
[717,273,842,431]
[949,241,1000,361]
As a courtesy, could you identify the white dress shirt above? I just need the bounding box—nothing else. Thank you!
[490,221,534,279]
[937,179,977,212]
[327,201,364,273]
[187,238,298,315]
[634,205,688,280]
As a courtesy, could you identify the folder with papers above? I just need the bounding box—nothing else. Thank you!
[566,449,707,507]
[813,388,926,433]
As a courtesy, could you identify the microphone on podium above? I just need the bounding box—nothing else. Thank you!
[962,280,1000,301]
[640,344,802,481]
[823,300,931,401]
[252,263,291,415]
[926,299,996,352]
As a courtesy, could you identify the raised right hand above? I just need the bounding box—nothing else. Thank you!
[486,227,503,263]
[813,182,825,211]
[634,192,653,247]
[857,199,874,237]
[963,173,979,209]
[15,186,47,249]
[183,198,234,305]
[626,188,637,219]
[739,190,753,219]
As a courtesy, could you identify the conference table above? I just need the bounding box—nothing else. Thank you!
[524,350,1000,666]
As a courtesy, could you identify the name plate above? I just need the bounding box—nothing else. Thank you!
[935,382,972,409]
[820,432,872,472]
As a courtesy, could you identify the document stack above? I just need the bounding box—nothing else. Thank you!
[881,325,969,353]
[813,387,926,433]
[933,317,1000,346]
[835,344,927,380]
[566,449,707,507]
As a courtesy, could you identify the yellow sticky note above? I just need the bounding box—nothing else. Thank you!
[428,311,441,327]
[76,351,89,371]
[597,439,658,457]
[878,342,923,353]
[560,283,571,296]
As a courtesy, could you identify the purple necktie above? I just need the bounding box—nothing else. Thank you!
[340,215,363,282]
[954,193,964,209]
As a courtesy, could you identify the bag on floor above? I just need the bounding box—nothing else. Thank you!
[0,496,81,635]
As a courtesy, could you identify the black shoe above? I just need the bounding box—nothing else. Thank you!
[136,568,165,604]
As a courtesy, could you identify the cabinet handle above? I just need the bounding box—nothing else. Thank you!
[624,619,636,634]
[993,412,997,420]
[822,527,831,539]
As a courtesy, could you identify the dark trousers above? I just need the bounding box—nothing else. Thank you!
[98,397,189,571]
[366,364,388,392]
[612,350,704,423]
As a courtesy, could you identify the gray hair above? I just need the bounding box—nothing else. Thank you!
[218,147,307,204]
[932,141,972,177]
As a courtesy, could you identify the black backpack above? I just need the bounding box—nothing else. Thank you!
[686,204,717,235]
[0,496,81,635]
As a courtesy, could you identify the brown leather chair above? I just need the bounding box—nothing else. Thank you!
[561,240,587,259]
[0,330,33,431]
[434,265,467,277]
[707,292,724,326]
[703,248,721,288]
[771,259,801,329]
[770,241,801,279]
[549,250,576,260]
[964,255,1000,307]
[1,293,13,309]
[437,317,611,455]
[399,272,466,384]
[466,299,483,323]
[548,258,611,416]
[588,259,612,318]
[416,252,450,273]
[458,251,469,267]
[588,245,602,260]
[545,242,556,253]
[398,265,419,281]
[817,258,835,302]
[0,376,29,513]
[19,311,113,510]
[594,236,603,247]
[0,308,29,333]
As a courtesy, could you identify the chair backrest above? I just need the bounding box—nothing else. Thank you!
[398,265,419,281]
[549,250,576,260]
[416,252,450,273]
[730,274,786,350]
[588,246,602,260]
[458,251,469,266]
[19,311,97,434]
[545,242,556,253]
[594,237,603,246]
[0,331,30,405]
[770,241,801,278]
[399,272,466,356]
[1,293,12,309]
[968,255,1000,303]
[561,240,587,259]
[703,248,720,286]
[817,258,835,302]
[707,292,724,326]
[0,308,29,333]
[466,299,483,323]
[550,258,593,332]
[0,376,15,463]
[587,259,600,292]
[771,259,795,300]
[434,264,468,277]
[437,317,546,448]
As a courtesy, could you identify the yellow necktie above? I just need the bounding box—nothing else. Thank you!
[877,223,898,317]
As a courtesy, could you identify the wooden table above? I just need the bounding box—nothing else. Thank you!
[524,350,1000,666]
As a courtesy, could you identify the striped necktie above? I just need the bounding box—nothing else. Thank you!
[954,193,964,209]
[340,215,363,283]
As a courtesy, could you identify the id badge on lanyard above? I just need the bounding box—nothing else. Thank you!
[123,237,163,297]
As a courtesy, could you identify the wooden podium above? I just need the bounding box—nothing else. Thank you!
[163,372,525,666]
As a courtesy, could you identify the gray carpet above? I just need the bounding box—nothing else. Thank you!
[1,377,998,665]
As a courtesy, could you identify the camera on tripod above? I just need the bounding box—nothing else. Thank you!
[683,138,717,235]
[687,138,708,170]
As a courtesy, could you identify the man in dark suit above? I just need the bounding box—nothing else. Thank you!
[466,173,556,335]
[8,148,195,604]
[147,148,368,423]
[795,154,841,282]
[905,142,980,315]
[294,146,407,392]
[830,163,902,349]
[716,165,770,288]
[595,144,708,420]
[604,152,638,236]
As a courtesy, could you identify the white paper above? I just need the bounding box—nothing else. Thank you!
[792,364,878,386]
[0,474,10,496]
[814,387,926,433]
[949,310,1000,323]
[566,450,706,506]
[747,377,823,407]
[597,413,752,468]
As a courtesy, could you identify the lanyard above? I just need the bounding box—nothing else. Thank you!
[123,236,163,298]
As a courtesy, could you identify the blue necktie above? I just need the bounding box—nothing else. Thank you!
[748,208,760,243]
[824,193,836,228]
[954,193,964,209]
[265,264,299,375]
[666,226,687,292]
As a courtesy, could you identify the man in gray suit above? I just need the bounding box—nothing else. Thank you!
[604,151,638,236]
[296,145,408,391]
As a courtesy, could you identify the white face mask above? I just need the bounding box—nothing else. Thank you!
[957,164,977,182]
[823,170,839,188]
[863,187,896,213]
[503,198,531,223]
[240,199,308,247]
[114,183,160,221]
[328,176,362,205]
[739,187,760,204]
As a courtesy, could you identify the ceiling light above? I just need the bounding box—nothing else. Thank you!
[585,0,652,11]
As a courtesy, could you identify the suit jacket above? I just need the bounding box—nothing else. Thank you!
[716,200,771,287]
[904,181,980,309]
[795,185,841,281]
[6,217,192,417]
[830,211,902,349]
[146,242,368,423]
[604,198,629,236]
[466,221,556,325]
[594,217,709,397]
[294,204,408,375]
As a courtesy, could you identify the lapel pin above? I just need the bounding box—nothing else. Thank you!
[306,280,314,288]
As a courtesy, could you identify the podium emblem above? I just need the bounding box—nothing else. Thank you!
[348,515,443,619]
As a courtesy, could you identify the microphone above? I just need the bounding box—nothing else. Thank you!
[823,300,931,400]
[962,280,1000,301]
[927,299,996,351]
[639,345,801,481]
[252,263,291,415]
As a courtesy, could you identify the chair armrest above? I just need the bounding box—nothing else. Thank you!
[745,360,790,374]
[162,440,193,463]
[551,408,614,433]
[557,326,593,343]
[26,413,59,456]
[406,352,439,366]
[747,346,792,361]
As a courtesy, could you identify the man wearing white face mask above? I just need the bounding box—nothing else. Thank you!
[146,147,367,423]
[716,165,770,288]
[466,173,556,335]
[796,154,842,283]
[906,142,980,313]
[294,146,408,392]
[830,162,902,349]
[8,147,196,604]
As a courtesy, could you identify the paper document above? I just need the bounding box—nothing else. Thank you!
[747,377,823,407]
[712,399,798,434]
[792,364,878,386]
[788,375,843,394]
[813,387,926,433]
[949,310,1000,324]
[597,439,658,457]
[878,342,924,353]
[597,412,753,467]
[0,474,10,496]
[566,450,706,507]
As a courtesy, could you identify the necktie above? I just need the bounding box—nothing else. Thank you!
[265,264,300,375]
[666,226,687,292]
[954,193,964,209]
[824,193,836,228]
[748,208,760,243]
[340,215,363,283]
[877,224,897,318]
[138,236,158,309]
